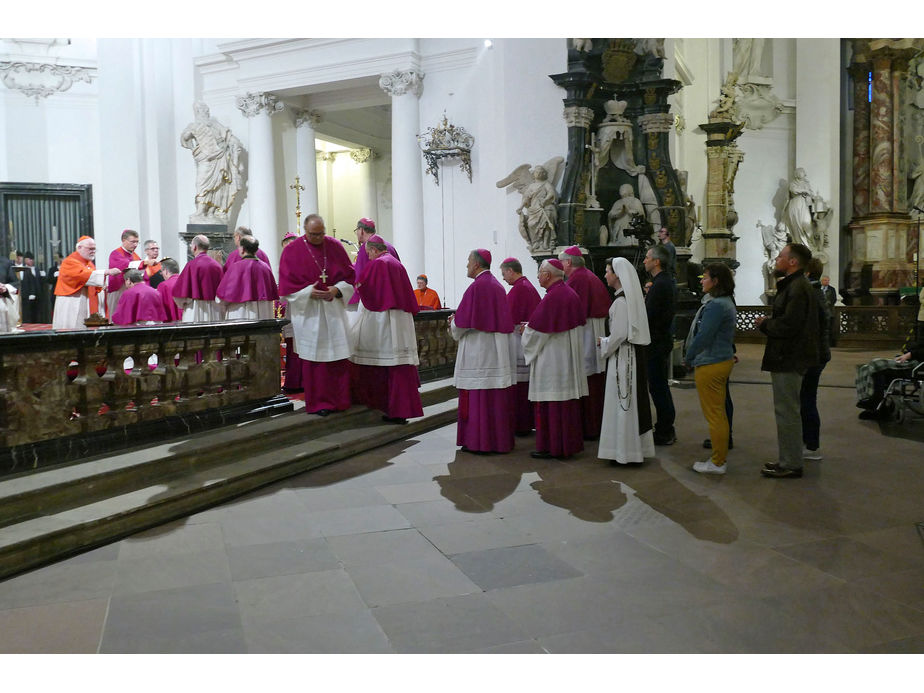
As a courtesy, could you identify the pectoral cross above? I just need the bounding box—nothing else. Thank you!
[320,268,328,284]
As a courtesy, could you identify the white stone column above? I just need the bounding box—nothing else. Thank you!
[295,109,321,218]
[236,92,284,266]
[351,148,378,221]
[380,69,425,275]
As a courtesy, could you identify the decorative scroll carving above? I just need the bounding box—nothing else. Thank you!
[637,112,674,134]
[735,83,784,130]
[235,92,285,118]
[379,70,424,97]
[563,105,594,129]
[350,148,374,164]
[0,61,93,101]
[294,109,321,129]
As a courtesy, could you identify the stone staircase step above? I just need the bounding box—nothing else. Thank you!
[0,379,456,528]
[0,384,458,581]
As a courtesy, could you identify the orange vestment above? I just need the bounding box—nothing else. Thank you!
[54,251,102,314]
[414,287,441,309]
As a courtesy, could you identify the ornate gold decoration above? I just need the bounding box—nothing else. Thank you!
[643,88,657,105]
[289,176,305,231]
[655,169,668,189]
[602,39,637,83]
[649,156,662,172]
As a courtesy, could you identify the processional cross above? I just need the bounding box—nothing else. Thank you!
[289,176,305,231]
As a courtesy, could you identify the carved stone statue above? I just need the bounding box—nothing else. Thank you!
[910,159,924,215]
[684,194,697,247]
[605,183,646,246]
[496,157,565,253]
[760,219,787,291]
[595,100,643,177]
[181,102,245,224]
[732,38,767,83]
[779,168,830,253]
[709,75,739,121]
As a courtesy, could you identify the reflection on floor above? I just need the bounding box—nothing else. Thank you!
[0,344,922,654]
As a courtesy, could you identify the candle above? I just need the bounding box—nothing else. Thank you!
[52,225,58,243]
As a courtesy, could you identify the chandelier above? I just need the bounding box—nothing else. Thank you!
[417,113,474,185]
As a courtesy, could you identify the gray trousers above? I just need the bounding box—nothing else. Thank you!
[771,371,804,470]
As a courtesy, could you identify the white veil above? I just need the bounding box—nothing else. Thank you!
[610,257,650,346]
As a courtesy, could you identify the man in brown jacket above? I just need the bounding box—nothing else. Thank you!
[755,242,820,478]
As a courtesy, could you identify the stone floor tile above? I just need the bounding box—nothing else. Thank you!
[113,550,232,596]
[347,554,481,607]
[774,536,923,581]
[0,598,108,653]
[226,537,340,581]
[0,560,117,610]
[326,528,443,568]
[243,609,393,653]
[233,569,367,626]
[302,504,411,538]
[101,582,242,650]
[448,544,583,591]
[416,516,534,555]
[117,520,225,559]
[371,592,528,653]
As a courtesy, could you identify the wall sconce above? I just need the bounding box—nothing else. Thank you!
[417,113,474,186]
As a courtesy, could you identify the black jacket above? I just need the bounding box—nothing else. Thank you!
[645,270,675,349]
[759,270,820,374]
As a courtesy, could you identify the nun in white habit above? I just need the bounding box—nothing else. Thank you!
[596,256,655,464]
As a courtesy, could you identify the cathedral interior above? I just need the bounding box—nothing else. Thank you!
[0,28,921,676]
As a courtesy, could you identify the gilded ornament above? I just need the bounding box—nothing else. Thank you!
[602,39,637,83]
[643,88,656,105]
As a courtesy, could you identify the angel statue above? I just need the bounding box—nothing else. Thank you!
[496,157,565,253]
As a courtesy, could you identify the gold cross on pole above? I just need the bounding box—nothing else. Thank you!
[289,176,306,229]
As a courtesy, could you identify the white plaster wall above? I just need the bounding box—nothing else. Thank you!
[417,38,566,307]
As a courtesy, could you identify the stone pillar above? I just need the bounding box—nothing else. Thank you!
[294,109,321,218]
[698,120,745,269]
[351,148,378,221]
[869,55,893,214]
[237,92,284,267]
[846,40,923,301]
[559,105,595,249]
[849,63,871,218]
[379,70,424,275]
[892,57,911,212]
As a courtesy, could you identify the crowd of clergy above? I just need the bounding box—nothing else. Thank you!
[31,214,679,462]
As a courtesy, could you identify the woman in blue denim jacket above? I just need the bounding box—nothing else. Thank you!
[683,263,737,474]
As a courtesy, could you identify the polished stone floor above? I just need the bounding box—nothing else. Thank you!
[0,344,922,655]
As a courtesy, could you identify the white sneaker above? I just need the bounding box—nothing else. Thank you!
[803,447,823,460]
[693,459,726,475]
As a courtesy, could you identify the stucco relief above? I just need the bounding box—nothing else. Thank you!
[0,61,93,101]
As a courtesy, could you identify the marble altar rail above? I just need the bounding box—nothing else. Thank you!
[0,311,460,479]
[0,319,292,477]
